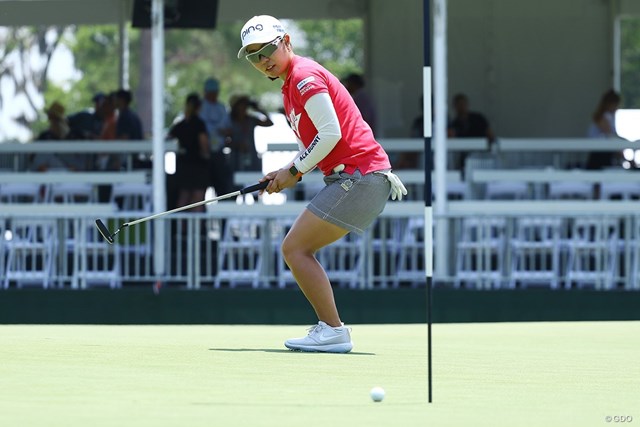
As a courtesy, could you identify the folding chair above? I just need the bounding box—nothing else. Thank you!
[72,218,121,289]
[110,183,153,255]
[548,181,593,200]
[599,182,640,201]
[110,183,153,212]
[509,217,562,289]
[0,183,42,203]
[49,182,95,203]
[214,218,267,289]
[455,217,506,289]
[564,217,618,290]
[393,217,425,288]
[3,218,57,289]
[485,181,529,200]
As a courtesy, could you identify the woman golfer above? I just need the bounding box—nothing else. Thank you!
[238,15,406,353]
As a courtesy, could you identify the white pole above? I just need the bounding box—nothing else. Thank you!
[152,0,166,278]
[433,0,448,278]
[613,15,621,92]
[118,0,130,90]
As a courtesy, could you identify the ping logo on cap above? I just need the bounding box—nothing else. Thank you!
[241,24,264,41]
[241,23,284,41]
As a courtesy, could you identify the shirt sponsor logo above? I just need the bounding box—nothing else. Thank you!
[296,76,316,92]
[299,85,313,96]
[299,135,319,162]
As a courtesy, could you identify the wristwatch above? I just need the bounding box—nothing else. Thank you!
[289,164,303,181]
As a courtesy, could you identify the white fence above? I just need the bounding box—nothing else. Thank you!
[0,203,424,290]
[2,204,640,291]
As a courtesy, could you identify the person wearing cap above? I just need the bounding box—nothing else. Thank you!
[115,89,147,169]
[67,92,105,140]
[199,77,234,195]
[41,101,69,140]
[237,15,407,353]
[200,77,231,151]
[31,101,75,171]
[115,89,144,141]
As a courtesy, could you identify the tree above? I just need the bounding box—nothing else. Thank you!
[0,19,366,141]
[295,19,364,80]
[0,26,68,140]
[65,25,140,111]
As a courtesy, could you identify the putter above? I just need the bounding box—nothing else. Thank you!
[95,181,269,244]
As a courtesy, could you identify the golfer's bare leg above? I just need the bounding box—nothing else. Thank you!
[282,209,348,327]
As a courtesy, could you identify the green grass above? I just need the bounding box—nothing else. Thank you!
[0,322,638,427]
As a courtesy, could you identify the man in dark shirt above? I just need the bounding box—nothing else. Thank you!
[115,89,146,169]
[447,93,495,171]
[448,93,493,139]
[115,89,144,140]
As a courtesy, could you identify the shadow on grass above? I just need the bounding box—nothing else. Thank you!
[209,348,375,356]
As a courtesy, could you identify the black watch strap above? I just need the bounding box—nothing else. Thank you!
[289,164,303,181]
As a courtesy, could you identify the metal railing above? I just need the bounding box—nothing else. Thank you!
[2,206,640,291]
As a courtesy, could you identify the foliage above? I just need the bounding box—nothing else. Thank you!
[64,25,141,111]
[0,26,66,138]
[294,19,364,80]
[1,19,365,139]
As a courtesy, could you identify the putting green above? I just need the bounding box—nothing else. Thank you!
[0,322,637,427]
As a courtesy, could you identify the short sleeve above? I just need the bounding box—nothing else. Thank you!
[291,67,328,105]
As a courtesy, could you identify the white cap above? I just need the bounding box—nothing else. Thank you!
[237,15,286,59]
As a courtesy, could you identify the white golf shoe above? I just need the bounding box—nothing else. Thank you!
[285,321,353,353]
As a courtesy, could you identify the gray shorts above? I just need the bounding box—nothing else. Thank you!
[307,169,392,234]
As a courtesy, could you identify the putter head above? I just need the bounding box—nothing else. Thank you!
[95,219,114,244]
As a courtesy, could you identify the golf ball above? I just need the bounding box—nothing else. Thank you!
[370,386,385,402]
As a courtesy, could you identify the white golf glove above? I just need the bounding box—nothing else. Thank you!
[376,170,408,201]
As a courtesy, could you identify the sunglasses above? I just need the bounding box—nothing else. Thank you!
[245,37,283,64]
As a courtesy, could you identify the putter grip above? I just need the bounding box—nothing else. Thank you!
[240,181,269,195]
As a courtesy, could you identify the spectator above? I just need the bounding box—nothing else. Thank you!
[38,101,69,140]
[448,93,494,140]
[226,94,273,171]
[115,88,147,169]
[342,73,377,135]
[65,92,106,171]
[115,89,144,140]
[586,89,622,170]
[587,89,620,138]
[96,92,119,169]
[98,92,117,141]
[200,77,231,151]
[96,92,119,201]
[169,93,210,212]
[200,77,234,196]
[395,96,424,170]
[31,101,74,171]
[67,92,105,140]
[447,93,495,170]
